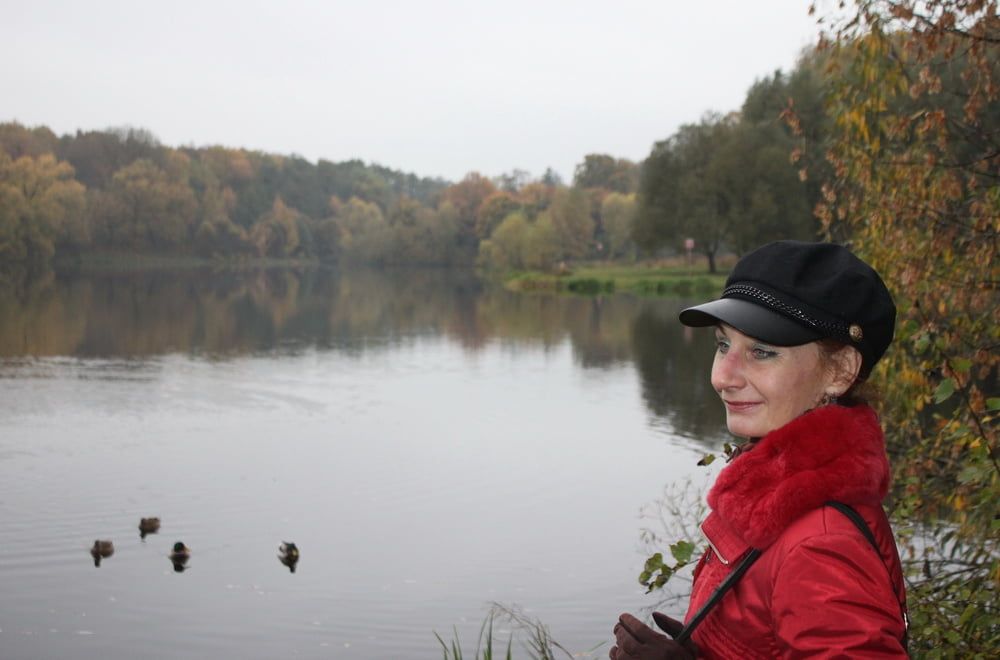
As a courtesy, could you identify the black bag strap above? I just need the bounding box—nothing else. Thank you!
[825,501,909,649]
[674,503,907,648]
[825,501,879,550]
[673,547,762,645]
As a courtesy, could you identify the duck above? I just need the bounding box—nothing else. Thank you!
[169,541,191,572]
[90,539,114,567]
[278,542,300,573]
[169,541,191,561]
[138,517,160,539]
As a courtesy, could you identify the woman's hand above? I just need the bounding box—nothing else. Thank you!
[609,612,697,659]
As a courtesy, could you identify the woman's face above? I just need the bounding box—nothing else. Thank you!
[711,324,836,438]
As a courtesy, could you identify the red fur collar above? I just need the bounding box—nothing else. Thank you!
[707,404,890,549]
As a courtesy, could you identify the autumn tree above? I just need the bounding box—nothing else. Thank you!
[475,190,520,240]
[0,153,86,270]
[478,211,530,271]
[335,196,389,264]
[95,159,196,250]
[812,1,999,653]
[0,122,59,159]
[547,187,595,261]
[193,183,251,258]
[249,196,303,257]
[439,172,496,259]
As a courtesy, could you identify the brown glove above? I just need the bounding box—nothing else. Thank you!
[609,612,697,659]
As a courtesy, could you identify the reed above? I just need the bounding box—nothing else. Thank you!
[435,603,604,660]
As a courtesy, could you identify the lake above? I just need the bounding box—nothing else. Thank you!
[0,266,729,659]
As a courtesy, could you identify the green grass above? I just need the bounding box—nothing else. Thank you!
[503,262,727,297]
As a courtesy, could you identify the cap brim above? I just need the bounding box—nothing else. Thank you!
[679,298,823,346]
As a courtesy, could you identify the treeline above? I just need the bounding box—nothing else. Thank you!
[1,49,831,277]
[0,124,451,269]
[0,122,648,273]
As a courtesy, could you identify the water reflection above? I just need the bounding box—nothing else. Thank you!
[632,307,726,440]
[0,266,726,443]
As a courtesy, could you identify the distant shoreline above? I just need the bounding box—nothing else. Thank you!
[500,259,729,297]
[49,254,730,298]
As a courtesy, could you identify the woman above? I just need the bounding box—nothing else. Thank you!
[611,241,908,659]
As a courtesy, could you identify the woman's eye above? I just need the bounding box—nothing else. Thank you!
[715,339,730,354]
[751,347,778,359]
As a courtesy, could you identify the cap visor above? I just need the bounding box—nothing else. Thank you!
[679,298,822,346]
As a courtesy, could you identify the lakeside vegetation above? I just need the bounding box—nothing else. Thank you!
[502,260,729,297]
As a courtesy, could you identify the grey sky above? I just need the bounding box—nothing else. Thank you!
[3,0,822,182]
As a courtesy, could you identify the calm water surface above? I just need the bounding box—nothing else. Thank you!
[0,267,727,659]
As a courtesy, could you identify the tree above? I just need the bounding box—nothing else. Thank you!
[815,1,999,654]
[193,183,250,257]
[57,126,165,189]
[743,55,831,217]
[713,121,814,255]
[573,153,640,193]
[102,159,196,250]
[0,122,59,159]
[475,191,520,240]
[635,115,734,272]
[249,196,302,257]
[0,153,86,270]
[494,168,531,192]
[600,192,637,260]
[636,110,815,270]
[548,187,594,260]
[440,172,496,258]
[335,196,389,263]
[539,167,564,187]
[522,213,560,270]
[481,211,530,270]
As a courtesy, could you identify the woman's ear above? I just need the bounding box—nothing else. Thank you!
[827,345,863,396]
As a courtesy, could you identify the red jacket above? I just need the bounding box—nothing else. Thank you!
[684,404,908,659]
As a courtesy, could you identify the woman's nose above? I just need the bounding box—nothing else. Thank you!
[712,350,744,391]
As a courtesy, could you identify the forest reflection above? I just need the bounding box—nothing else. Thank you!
[0,266,726,440]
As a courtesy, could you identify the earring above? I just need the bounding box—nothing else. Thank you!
[822,392,838,406]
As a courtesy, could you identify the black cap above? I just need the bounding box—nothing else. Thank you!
[679,241,896,376]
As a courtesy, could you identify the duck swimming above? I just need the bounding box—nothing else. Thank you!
[138,517,160,539]
[90,540,114,567]
[169,541,190,572]
[278,542,299,573]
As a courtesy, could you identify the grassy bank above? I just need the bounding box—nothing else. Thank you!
[503,261,729,297]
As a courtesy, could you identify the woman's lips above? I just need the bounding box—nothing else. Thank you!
[723,400,760,413]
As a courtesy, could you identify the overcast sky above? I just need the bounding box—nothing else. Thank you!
[3,0,823,182]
